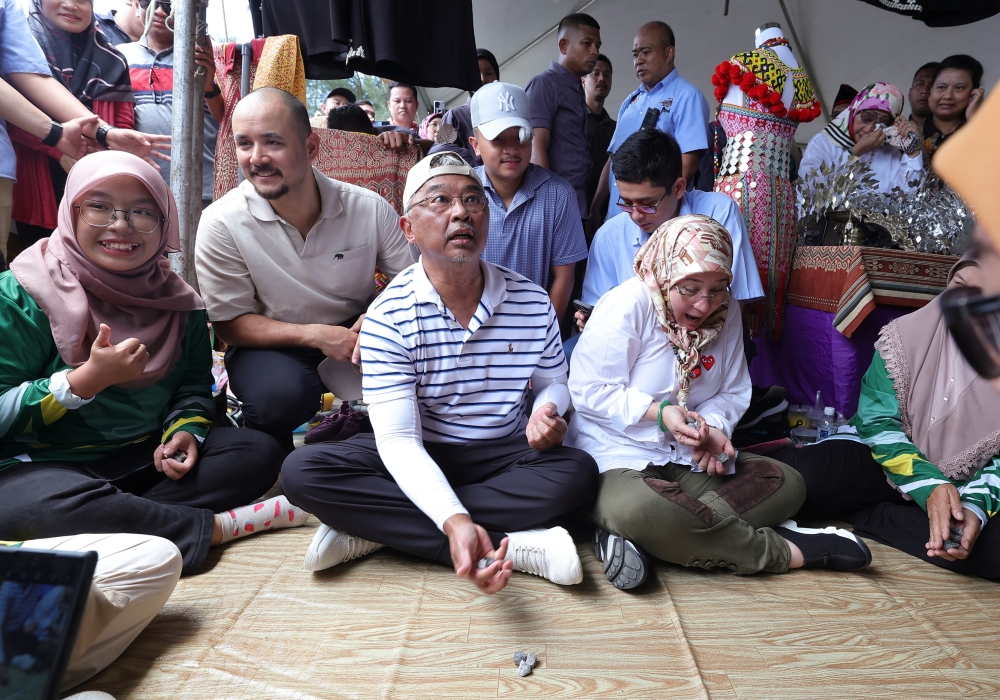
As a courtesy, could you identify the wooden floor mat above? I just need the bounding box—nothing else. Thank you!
[75,520,1000,698]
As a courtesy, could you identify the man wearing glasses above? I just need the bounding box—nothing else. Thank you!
[576,128,763,330]
[281,152,599,593]
[118,0,223,211]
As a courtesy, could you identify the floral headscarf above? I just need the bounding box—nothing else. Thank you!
[823,81,904,150]
[419,112,444,139]
[633,214,734,406]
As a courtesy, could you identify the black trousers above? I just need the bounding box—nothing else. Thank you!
[0,428,281,575]
[225,346,327,453]
[281,432,599,566]
[775,439,1000,579]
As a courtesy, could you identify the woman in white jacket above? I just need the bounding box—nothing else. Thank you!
[799,82,923,194]
[566,215,872,590]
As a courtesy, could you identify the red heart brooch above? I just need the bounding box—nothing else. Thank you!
[702,355,715,371]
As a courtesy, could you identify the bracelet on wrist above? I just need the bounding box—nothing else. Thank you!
[95,123,115,148]
[657,399,672,433]
[204,82,221,99]
[41,120,63,148]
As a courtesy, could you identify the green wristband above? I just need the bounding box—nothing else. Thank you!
[657,399,672,432]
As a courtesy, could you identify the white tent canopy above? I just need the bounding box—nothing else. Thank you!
[425,0,1000,145]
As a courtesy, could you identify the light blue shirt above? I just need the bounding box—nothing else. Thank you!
[582,190,764,306]
[605,69,710,222]
[476,163,588,290]
[0,0,54,181]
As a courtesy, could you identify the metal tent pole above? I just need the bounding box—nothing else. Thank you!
[168,0,206,289]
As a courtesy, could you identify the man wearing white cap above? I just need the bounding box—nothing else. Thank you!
[282,152,599,593]
[469,82,588,321]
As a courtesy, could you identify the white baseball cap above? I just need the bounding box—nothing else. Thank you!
[403,151,483,211]
[470,82,533,141]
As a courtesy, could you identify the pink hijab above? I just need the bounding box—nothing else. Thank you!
[10,151,204,388]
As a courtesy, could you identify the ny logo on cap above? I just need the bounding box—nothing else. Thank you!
[497,90,516,112]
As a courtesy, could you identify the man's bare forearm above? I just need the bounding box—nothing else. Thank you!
[548,265,575,320]
[0,77,57,138]
[8,73,98,134]
[681,151,703,184]
[213,313,317,349]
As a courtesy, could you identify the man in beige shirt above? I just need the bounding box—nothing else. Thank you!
[196,88,412,452]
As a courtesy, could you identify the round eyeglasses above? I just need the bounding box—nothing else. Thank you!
[671,285,731,303]
[408,193,488,214]
[74,200,163,234]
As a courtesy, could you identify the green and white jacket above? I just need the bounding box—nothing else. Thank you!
[0,271,214,474]
[852,351,1000,526]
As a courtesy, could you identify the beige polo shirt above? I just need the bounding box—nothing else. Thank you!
[195,169,413,326]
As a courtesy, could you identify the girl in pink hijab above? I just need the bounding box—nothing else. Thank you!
[566,215,872,590]
[1,151,309,578]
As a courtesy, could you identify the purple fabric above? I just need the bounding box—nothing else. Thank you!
[750,303,912,417]
[524,61,591,218]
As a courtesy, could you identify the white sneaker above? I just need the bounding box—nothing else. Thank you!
[505,527,583,585]
[303,523,384,572]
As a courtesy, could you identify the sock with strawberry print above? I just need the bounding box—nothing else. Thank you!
[216,496,310,544]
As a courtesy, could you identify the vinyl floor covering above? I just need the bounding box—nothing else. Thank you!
[74,514,1000,699]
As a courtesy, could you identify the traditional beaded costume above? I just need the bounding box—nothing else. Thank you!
[711,41,819,338]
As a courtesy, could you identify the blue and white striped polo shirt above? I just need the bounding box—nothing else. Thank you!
[361,260,567,444]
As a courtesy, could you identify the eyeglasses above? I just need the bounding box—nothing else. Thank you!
[616,191,668,215]
[74,200,163,234]
[408,193,488,214]
[156,1,171,13]
[941,286,1000,379]
[671,284,731,303]
[857,110,894,128]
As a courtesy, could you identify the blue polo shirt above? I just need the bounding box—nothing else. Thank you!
[582,190,764,305]
[525,61,591,218]
[0,0,54,182]
[476,163,588,290]
[605,69,711,222]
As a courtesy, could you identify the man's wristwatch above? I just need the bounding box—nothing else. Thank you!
[41,120,63,147]
[95,123,115,148]
[204,82,221,99]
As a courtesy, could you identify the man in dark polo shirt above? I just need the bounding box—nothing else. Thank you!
[95,0,147,46]
[525,13,601,219]
[584,53,614,229]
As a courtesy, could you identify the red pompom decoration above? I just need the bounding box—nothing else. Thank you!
[748,85,769,100]
[711,74,721,86]
[788,109,800,121]
[739,73,757,90]
[729,65,743,80]
[716,61,731,77]
[714,86,728,102]
[768,91,783,105]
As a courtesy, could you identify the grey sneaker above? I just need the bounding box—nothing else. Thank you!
[592,528,649,590]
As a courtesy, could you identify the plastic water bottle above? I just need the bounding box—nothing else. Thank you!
[817,406,836,441]
[809,390,824,427]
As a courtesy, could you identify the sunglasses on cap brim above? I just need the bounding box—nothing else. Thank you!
[941,286,1000,380]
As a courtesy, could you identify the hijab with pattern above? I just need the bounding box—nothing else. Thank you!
[875,255,1000,480]
[27,0,133,106]
[10,151,204,389]
[633,214,734,406]
[822,82,904,151]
